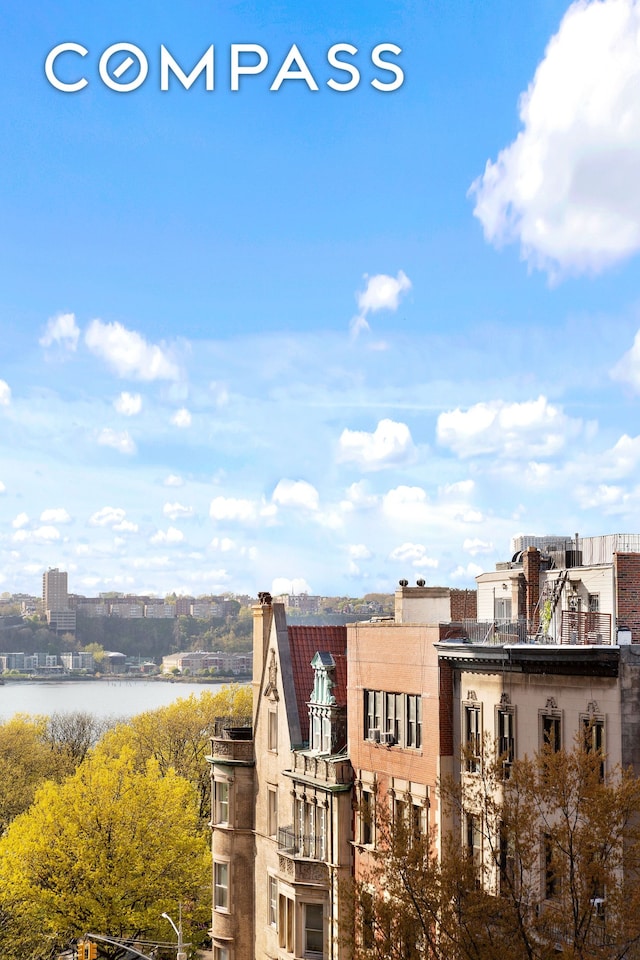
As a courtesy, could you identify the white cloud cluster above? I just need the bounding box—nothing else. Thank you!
[272,479,319,511]
[0,380,11,405]
[389,542,439,568]
[210,496,258,522]
[471,0,640,277]
[163,501,193,520]
[85,319,179,381]
[12,512,29,529]
[97,427,136,455]
[437,396,579,458]
[40,508,71,524]
[338,419,415,471]
[39,312,80,352]
[348,544,372,560]
[463,538,494,556]
[114,392,142,416]
[351,270,411,337]
[170,407,192,428]
[272,577,313,596]
[164,474,184,487]
[89,506,138,533]
[13,525,60,543]
[150,526,184,545]
[611,330,640,392]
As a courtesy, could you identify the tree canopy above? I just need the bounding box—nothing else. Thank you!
[0,749,211,960]
[351,738,640,960]
[94,684,252,822]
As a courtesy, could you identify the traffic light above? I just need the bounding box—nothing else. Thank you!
[77,939,98,960]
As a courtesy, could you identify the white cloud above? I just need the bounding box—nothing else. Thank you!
[611,330,640,392]
[463,538,494,556]
[163,501,193,520]
[97,427,136,455]
[340,481,379,512]
[210,381,229,407]
[90,506,126,527]
[210,496,257,522]
[13,525,60,543]
[0,481,5,494]
[357,270,412,315]
[39,312,80,351]
[114,392,142,416]
[437,396,580,458]
[351,270,412,338]
[150,526,185,545]
[272,577,313,596]
[338,419,415,471]
[470,0,640,277]
[12,512,29,529]
[164,474,184,487]
[389,542,439,568]
[271,479,319,511]
[85,319,179,381]
[383,485,430,523]
[348,544,372,560]
[0,380,11,405]
[40,508,71,524]
[575,483,625,509]
[210,537,236,552]
[451,563,484,581]
[170,407,192,428]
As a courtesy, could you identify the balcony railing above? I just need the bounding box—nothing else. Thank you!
[560,611,612,645]
[450,620,531,645]
[278,826,326,861]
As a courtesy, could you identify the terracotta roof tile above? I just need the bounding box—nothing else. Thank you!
[287,625,347,743]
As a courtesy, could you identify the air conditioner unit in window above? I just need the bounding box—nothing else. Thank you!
[591,897,606,920]
[380,732,396,746]
[367,728,381,742]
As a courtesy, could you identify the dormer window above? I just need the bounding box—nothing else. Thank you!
[307,651,345,755]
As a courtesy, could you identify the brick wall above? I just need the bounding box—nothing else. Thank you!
[615,552,640,642]
[450,589,477,620]
[523,547,541,628]
[438,659,453,757]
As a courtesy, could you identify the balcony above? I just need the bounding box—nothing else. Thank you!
[560,611,612,645]
[208,717,254,765]
[289,751,353,786]
[277,826,329,885]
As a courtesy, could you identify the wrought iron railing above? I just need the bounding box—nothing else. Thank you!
[277,826,326,860]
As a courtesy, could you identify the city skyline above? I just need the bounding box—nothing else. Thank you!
[2,0,640,597]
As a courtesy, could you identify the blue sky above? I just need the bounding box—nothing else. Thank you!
[2,0,640,598]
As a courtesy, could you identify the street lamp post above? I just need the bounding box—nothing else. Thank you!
[161,907,187,960]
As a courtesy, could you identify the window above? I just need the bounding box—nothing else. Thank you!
[268,787,278,837]
[497,708,515,779]
[541,714,561,752]
[466,814,482,874]
[544,834,559,899]
[214,861,229,911]
[582,715,605,780]
[464,704,481,773]
[494,596,512,619]
[406,695,422,749]
[360,789,373,846]
[499,824,515,896]
[268,875,278,927]
[214,947,229,960]
[279,895,294,952]
[588,593,600,612]
[361,890,375,950]
[214,780,229,825]
[268,709,278,751]
[363,690,422,748]
[304,903,324,957]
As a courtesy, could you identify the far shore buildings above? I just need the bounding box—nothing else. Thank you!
[207,534,640,960]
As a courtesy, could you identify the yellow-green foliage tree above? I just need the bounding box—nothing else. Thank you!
[0,715,60,833]
[94,684,252,822]
[0,749,211,960]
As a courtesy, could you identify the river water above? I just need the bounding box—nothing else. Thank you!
[0,679,234,720]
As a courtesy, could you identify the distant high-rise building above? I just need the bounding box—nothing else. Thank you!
[42,568,68,612]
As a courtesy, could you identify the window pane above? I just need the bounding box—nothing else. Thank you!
[305,903,323,954]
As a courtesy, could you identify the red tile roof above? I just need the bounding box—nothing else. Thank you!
[287,625,347,743]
